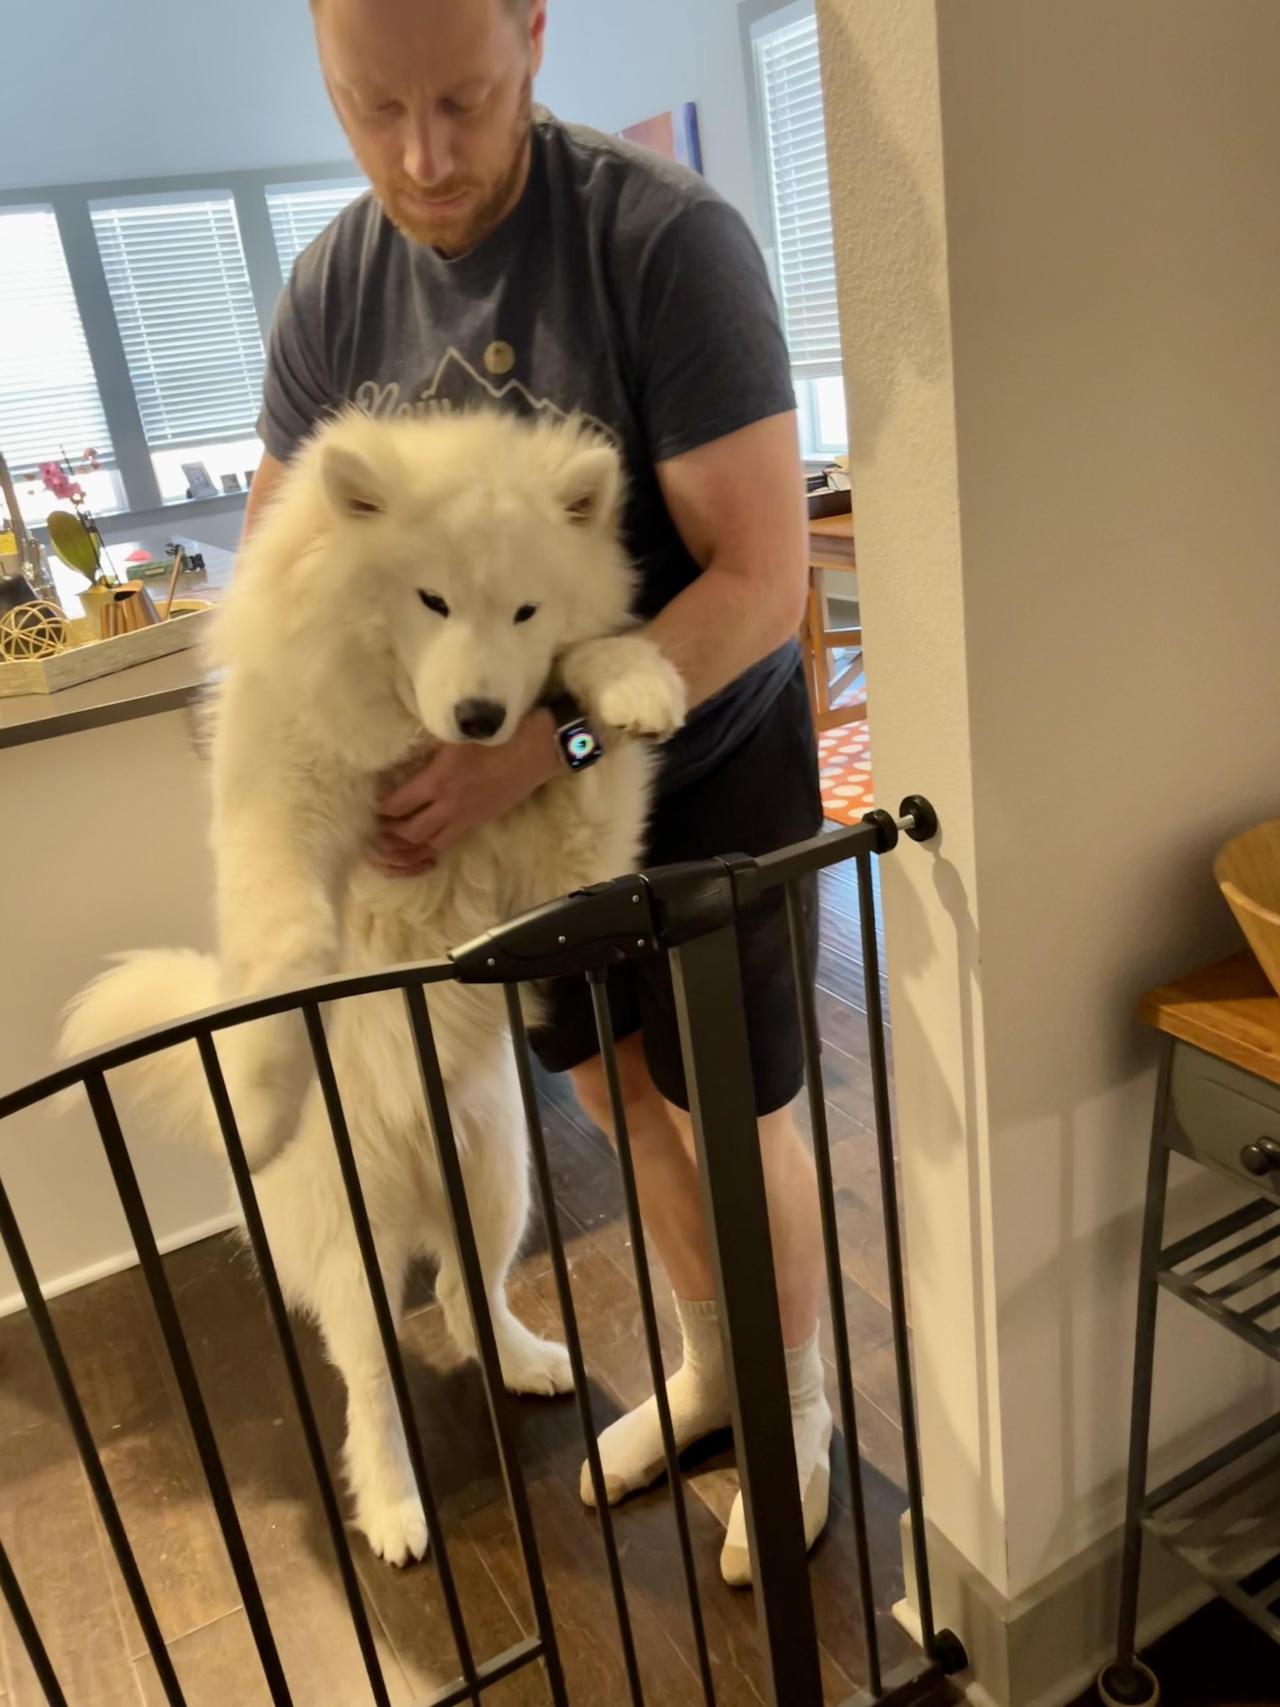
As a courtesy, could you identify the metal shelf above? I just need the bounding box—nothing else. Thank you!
[1142,1413,1280,1643]
[1159,1199,1280,1363]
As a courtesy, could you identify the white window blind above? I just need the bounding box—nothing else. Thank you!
[267,181,365,273]
[0,209,113,478]
[91,196,265,449]
[756,9,841,377]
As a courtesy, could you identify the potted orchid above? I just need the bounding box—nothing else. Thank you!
[36,449,118,635]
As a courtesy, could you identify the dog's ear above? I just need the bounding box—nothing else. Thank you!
[557,444,620,530]
[321,441,388,519]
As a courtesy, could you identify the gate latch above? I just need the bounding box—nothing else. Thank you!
[451,875,660,983]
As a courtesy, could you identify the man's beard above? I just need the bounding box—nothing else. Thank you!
[377,75,533,255]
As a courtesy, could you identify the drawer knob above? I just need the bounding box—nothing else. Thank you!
[1240,1137,1280,1175]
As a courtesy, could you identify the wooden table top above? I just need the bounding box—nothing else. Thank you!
[809,512,853,539]
[1140,951,1280,1088]
[808,509,855,571]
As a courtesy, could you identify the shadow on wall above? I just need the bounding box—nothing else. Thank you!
[815,1,951,459]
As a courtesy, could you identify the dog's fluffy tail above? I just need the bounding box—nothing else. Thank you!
[58,950,222,1147]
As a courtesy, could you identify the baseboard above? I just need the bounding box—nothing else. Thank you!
[0,1211,241,1320]
[894,1513,1212,1707]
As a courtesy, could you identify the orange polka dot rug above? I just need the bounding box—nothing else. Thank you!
[817,719,874,827]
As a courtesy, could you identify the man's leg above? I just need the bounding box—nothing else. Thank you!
[571,1036,831,1584]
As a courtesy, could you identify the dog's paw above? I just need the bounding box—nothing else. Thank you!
[597,668,686,740]
[498,1324,575,1397]
[358,1494,430,1567]
[561,637,687,741]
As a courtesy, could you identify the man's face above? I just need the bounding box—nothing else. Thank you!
[315,0,546,253]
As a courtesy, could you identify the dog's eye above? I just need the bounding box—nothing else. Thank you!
[418,591,450,618]
[514,604,539,625]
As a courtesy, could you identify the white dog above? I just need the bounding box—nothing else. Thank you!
[61,409,686,1565]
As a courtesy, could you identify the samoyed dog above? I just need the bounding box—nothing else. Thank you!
[61,409,685,1564]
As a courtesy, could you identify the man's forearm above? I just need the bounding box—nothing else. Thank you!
[641,557,807,712]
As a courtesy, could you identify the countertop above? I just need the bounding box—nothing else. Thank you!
[0,532,232,751]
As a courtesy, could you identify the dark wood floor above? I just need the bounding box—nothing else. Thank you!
[0,860,933,1705]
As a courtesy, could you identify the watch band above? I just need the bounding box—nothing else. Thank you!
[545,692,604,773]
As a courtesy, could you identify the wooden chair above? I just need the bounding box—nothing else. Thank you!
[803,512,865,732]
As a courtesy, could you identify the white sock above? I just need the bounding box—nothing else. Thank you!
[720,1331,833,1588]
[580,1297,731,1508]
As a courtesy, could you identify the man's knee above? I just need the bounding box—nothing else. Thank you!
[570,1036,664,1142]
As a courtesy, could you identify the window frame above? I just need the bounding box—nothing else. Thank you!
[739,0,848,463]
[0,160,360,522]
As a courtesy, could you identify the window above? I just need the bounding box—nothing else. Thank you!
[751,2,848,458]
[91,195,266,497]
[0,208,121,522]
[268,180,365,273]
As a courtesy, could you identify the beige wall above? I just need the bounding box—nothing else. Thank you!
[0,715,230,1316]
[820,0,1280,1646]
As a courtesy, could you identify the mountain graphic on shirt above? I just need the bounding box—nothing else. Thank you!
[353,348,619,448]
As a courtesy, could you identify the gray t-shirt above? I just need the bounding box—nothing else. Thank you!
[259,110,799,792]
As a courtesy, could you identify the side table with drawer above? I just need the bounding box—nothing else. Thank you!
[1100,952,1280,1705]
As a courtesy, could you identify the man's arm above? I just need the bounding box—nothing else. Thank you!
[373,410,808,870]
[647,409,808,706]
[240,450,288,543]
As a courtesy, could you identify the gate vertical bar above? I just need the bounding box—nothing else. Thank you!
[403,986,569,1707]
[84,1072,292,1703]
[0,1536,68,1706]
[855,853,936,1657]
[300,1004,481,1701]
[0,1172,186,1706]
[668,920,823,1707]
[196,1035,392,1707]
[584,972,718,1707]
[785,880,883,1695]
[501,986,645,1705]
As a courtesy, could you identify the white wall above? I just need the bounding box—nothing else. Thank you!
[821,0,1280,1692]
[0,714,231,1316]
[1,0,347,191]
[541,0,761,233]
[4,0,760,232]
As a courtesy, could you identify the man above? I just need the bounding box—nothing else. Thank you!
[248,0,830,1586]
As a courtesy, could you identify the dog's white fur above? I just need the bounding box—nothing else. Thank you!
[60,410,685,1565]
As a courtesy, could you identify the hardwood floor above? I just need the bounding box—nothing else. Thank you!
[0,860,934,1705]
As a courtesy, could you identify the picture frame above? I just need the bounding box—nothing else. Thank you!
[220,473,243,494]
[180,461,218,500]
[619,102,704,175]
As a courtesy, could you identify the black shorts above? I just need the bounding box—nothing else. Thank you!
[529,664,823,1115]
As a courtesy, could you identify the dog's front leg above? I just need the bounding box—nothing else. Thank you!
[560,633,687,741]
[212,696,369,1168]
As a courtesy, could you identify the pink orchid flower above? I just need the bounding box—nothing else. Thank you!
[39,461,76,500]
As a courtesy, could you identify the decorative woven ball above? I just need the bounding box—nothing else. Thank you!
[0,600,69,661]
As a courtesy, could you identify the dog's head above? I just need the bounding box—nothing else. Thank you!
[225,409,635,763]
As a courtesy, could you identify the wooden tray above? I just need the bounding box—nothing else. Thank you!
[0,605,214,697]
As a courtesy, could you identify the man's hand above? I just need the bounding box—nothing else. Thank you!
[371,709,561,876]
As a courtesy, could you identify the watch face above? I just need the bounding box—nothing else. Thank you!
[561,722,603,771]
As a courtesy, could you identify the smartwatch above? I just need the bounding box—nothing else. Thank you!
[546,693,604,773]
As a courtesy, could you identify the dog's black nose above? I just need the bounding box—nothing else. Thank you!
[454,698,507,740]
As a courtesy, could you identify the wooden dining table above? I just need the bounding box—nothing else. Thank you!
[804,510,863,731]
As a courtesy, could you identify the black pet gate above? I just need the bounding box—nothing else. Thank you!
[0,800,967,1707]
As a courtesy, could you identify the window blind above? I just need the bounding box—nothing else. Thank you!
[91,196,265,448]
[267,181,365,273]
[0,208,114,478]
[756,10,842,377]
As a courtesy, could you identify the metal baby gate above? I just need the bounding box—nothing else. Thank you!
[0,798,967,1707]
